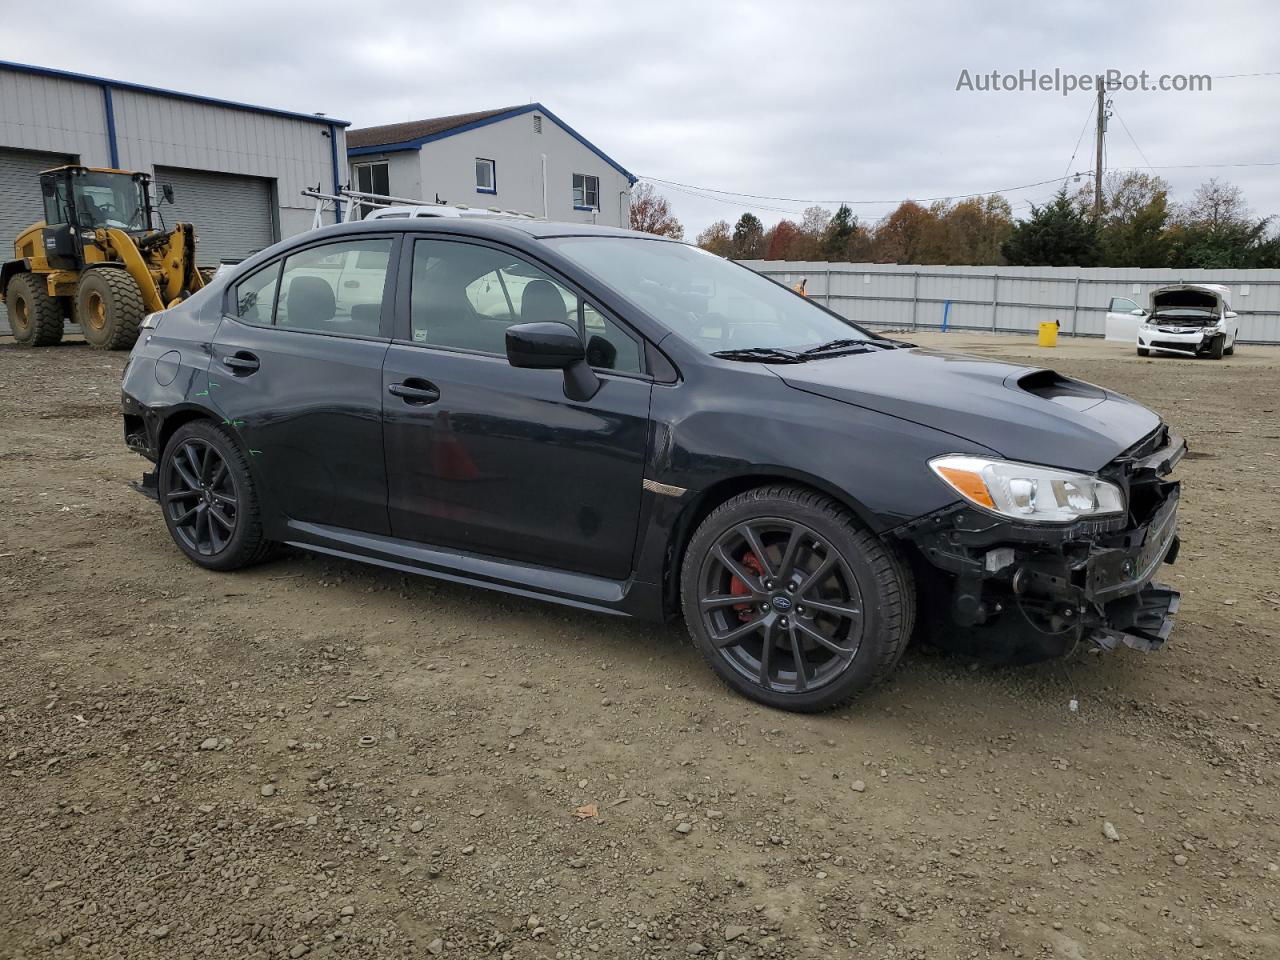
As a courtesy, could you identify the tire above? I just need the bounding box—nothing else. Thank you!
[1224,338,1235,356]
[680,485,914,712]
[1205,334,1225,360]
[158,420,272,572]
[5,272,65,346]
[1136,347,1149,357]
[75,268,144,350]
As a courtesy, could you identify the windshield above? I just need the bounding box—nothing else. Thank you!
[73,173,147,231]
[545,237,871,354]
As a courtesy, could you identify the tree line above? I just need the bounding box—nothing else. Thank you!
[630,176,1280,269]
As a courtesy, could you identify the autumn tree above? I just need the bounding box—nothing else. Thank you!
[871,201,932,263]
[763,219,801,260]
[696,220,734,257]
[629,182,684,239]
[731,212,765,259]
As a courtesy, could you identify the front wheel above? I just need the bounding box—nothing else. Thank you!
[1205,334,1225,360]
[1136,346,1149,357]
[1224,338,1236,356]
[158,420,272,571]
[680,485,914,712]
[75,268,144,350]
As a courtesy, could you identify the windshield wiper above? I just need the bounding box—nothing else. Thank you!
[800,338,875,357]
[861,337,916,349]
[710,347,806,363]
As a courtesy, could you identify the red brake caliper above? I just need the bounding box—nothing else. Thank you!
[729,551,764,622]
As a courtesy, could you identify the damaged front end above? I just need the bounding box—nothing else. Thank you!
[899,426,1186,662]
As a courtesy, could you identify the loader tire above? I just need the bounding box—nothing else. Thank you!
[6,272,65,347]
[76,268,144,351]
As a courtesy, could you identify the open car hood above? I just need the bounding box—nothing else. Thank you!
[1149,282,1229,315]
[772,347,1161,471]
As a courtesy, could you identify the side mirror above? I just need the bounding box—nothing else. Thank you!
[1225,310,1238,318]
[1130,308,1146,316]
[506,321,600,401]
[161,184,175,204]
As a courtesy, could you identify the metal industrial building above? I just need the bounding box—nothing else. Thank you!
[0,60,347,324]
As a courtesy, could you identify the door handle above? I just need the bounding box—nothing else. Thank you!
[343,280,360,289]
[388,379,440,405]
[223,352,260,374]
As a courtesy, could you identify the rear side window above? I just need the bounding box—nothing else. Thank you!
[231,238,393,337]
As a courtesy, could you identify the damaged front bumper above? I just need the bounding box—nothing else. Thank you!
[1139,325,1225,357]
[900,430,1186,661]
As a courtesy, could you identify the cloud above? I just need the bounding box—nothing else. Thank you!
[12,0,1280,234]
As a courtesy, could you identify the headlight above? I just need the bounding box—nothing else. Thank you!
[929,455,1125,523]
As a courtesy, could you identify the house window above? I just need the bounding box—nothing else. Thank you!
[352,160,390,217]
[475,158,496,194]
[573,173,599,211]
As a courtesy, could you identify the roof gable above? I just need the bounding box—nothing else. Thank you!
[347,103,636,184]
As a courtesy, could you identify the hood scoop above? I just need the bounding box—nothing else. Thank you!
[1010,369,1106,412]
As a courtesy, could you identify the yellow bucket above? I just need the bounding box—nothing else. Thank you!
[1038,321,1058,347]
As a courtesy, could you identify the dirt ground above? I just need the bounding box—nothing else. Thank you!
[1,330,1278,960]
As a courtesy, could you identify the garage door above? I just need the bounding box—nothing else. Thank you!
[154,166,275,267]
[0,147,75,329]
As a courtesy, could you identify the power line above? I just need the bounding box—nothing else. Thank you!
[1212,70,1280,79]
[639,172,1083,207]
[1112,107,1154,172]
[1063,96,1096,180]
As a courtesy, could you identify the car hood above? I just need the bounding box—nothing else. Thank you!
[1149,282,1229,314]
[773,347,1161,471]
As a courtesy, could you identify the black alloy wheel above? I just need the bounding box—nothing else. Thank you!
[164,437,239,556]
[697,518,865,694]
[681,485,914,712]
[158,420,272,571]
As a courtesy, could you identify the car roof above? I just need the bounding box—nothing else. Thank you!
[310,215,667,243]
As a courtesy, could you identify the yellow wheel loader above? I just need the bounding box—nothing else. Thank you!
[1,166,206,350]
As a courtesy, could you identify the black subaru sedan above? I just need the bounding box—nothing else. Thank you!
[120,217,1184,712]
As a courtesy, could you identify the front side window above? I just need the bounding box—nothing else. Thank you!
[1109,297,1140,313]
[410,239,641,373]
[572,173,599,210]
[475,158,496,194]
[547,236,869,355]
[232,238,392,337]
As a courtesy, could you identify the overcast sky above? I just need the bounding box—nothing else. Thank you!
[13,0,1279,235]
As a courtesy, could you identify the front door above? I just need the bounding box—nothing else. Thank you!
[1104,296,1145,342]
[382,237,652,580]
[210,235,398,535]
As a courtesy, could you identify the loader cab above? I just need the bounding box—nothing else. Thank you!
[39,167,156,268]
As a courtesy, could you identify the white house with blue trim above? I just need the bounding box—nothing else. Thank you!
[0,59,348,280]
[347,105,636,227]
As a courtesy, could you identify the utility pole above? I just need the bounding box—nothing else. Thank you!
[1093,84,1109,220]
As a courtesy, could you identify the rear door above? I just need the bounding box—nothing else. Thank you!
[381,236,652,579]
[211,234,398,535]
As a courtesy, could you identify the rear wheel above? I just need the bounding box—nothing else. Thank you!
[158,421,272,571]
[6,273,65,346]
[75,269,144,350]
[680,485,914,712]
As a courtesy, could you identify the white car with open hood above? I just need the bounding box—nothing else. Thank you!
[1105,283,1238,359]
